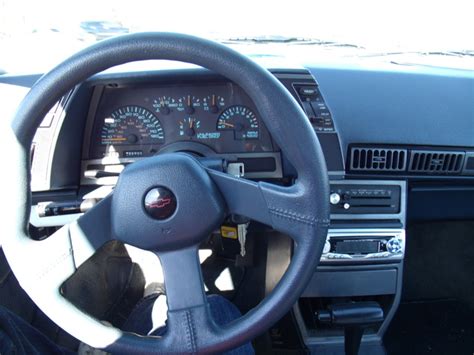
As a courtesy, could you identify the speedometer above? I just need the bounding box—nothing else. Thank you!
[101,106,164,146]
[217,105,259,140]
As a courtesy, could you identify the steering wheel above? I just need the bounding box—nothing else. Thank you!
[3,33,329,353]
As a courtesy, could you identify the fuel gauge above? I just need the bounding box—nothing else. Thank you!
[179,117,201,137]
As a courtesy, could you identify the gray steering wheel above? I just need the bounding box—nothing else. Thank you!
[3,33,329,353]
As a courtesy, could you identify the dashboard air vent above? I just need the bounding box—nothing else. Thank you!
[350,147,407,172]
[408,150,464,174]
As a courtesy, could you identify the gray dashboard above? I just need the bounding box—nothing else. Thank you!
[1,61,474,192]
[307,64,474,154]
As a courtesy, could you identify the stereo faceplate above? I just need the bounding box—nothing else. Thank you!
[321,229,405,263]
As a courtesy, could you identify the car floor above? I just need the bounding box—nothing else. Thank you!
[0,236,258,352]
[384,221,474,355]
[5,221,473,354]
[0,247,80,350]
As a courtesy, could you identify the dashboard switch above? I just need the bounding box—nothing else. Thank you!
[299,86,318,97]
[301,101,316,118]
[227,162,245,178]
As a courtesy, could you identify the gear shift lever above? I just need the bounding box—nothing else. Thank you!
[316,302,384,355]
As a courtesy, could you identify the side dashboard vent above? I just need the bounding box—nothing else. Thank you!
[350,147,407,172]
[408,150,465,174]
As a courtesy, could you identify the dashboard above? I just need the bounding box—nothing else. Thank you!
[2,56,474,353]
[1,61,473,205]
[76,70,343,185]
[86,82,274,160]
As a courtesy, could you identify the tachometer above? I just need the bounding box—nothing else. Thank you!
[217,105,259,140]
[101,106,164,145]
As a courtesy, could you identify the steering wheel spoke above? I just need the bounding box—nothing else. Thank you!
[68,195,114,267]
[6,194,114,290]
[207,169,329,243]
[154,246,218,348]
[156,246,207,312]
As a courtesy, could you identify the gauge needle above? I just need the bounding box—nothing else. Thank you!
[187,96,191,107]
[220,122,234,128]
[105,137,127,142]
[212,95,216,106]
[189,119,194,128]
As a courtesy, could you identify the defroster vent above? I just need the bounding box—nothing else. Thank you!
[350,147,407,172]
[408,150,464,174]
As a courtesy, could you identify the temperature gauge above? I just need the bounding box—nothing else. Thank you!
[203,95,225,113]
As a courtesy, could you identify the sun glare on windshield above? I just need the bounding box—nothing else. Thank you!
[0,0,473,73]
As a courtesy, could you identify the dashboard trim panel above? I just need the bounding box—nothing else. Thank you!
[81,151,283,185]
[330,179,407,225]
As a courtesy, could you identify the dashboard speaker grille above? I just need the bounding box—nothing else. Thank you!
[350,147,407,172]
[408,150,465,174]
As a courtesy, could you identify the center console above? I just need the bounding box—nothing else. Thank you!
[263,70,402,353]
[295,179,407,354]
[267,71,407,354]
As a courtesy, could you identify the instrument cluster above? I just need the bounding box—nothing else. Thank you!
[88,82,274,159]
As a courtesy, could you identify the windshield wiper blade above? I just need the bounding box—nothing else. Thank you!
[221,36,364,48]
[221,35,308,44]
[440,50,474,57]
[359,50,474,58]
[293,39,363,48]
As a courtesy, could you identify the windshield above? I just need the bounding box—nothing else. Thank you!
[1,0,473,74]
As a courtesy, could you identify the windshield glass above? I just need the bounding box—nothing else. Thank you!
[1,0,473,74]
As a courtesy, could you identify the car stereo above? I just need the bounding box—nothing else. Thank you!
[324,180,407,264]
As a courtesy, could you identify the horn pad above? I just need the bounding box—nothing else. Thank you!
[111,153,225,250]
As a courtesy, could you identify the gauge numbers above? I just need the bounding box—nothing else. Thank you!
[179,117,201,137]
[152,96,178,115]
[101,106,164,146]
[217,105,259,140]
[203,95,225,113]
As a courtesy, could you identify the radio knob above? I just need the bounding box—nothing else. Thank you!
[386,238,403,254]
[330,193,341,205]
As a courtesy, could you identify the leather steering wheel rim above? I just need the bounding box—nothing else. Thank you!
[3,33,329,353]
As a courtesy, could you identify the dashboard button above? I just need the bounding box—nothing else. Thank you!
[299,86,318,96]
